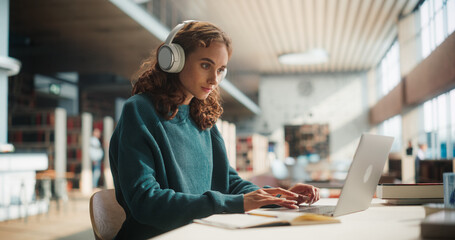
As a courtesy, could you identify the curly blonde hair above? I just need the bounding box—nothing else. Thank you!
[132,21,232,130]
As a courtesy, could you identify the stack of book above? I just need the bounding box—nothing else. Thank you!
[420,203,455,239]
[376,183,443,205]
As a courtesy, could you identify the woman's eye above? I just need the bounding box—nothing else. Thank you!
[201,63,210,69]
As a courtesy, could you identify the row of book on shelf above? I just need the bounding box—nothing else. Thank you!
[11,112,55,126]
[8,108,109,191]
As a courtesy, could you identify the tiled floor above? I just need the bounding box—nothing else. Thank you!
[0,191,95,240]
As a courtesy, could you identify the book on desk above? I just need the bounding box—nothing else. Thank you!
[376,183,443,205]
[193,210,340,229]
[421,210,455,239]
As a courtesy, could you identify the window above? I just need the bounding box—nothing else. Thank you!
[419,0,455,59]
[379,115,402,153]
[376,40,402,151]
[377,40,401,98]
[452,90,455,158]
[422,88,455,159]
[449,0,455,33]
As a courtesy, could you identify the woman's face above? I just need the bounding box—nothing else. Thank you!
[178,41,229,105]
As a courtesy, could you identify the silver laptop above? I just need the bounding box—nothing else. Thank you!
[278,133,394,217]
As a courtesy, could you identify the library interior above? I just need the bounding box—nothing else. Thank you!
[1,0,455,239]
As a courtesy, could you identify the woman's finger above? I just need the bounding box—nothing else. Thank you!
[296,194,309,204]
[278,202,299,209]
[314,187,320,203]
[311,186,317,203]
[304,186,316,204]
[286,184,321,204]
[263,188,299,198]
[258,197,297,207]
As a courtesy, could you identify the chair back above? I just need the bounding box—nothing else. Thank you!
[89,189,126,240]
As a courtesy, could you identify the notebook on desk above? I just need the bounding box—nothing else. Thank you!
[268,133,394,217]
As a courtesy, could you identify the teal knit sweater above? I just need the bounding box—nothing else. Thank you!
[109,93,260,239]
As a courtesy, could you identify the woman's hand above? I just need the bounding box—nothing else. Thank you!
[288,183,320,205]
[243,188,300,212]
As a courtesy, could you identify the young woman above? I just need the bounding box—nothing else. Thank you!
[109,21,320,239]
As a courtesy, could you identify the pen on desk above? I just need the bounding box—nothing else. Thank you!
[247,212,277,218]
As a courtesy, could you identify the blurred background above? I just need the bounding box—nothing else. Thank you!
[1,0,454,239]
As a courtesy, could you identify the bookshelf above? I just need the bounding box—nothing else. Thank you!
[216,119,237,169]
[8,73,36,111]
[80,91,116,119]
[8,108,67,199]
[9,109,114,197]
[66,114,106,191]
[8,108,66,171]
[284,124,329,160]
[66,115,82,188]
[236,134,269,178]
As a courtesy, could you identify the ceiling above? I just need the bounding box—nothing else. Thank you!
[8,0,420,120]
[9,0,161,88]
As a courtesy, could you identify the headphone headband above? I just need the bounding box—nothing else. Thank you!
[164,20,195,45]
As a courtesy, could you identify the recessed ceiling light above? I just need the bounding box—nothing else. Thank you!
[278,48,329,65]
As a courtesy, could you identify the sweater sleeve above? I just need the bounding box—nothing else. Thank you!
[113,99,244,231]
[210,125,260,195]
[228,166,261,194]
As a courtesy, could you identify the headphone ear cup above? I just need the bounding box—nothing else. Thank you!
[158,45,173,72]
[157,43,185,73]
[170,43,185,73]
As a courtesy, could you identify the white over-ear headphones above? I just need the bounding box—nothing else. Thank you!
[158,20,228,81]
[158,20,194,73]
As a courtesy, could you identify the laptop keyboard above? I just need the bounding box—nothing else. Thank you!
[297,205,336,215]
[274,205,337,215]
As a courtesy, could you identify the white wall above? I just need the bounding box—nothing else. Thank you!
[244,72,371,163]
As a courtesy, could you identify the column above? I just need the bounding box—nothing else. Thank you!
[80,112,93,196]
[54,108,68,198]
[398,11,421,183]
[0,0,21,144]
[103,116,114,189]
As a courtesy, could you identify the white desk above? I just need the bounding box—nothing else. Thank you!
[153,198,425,240]
[0,153,49,221]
